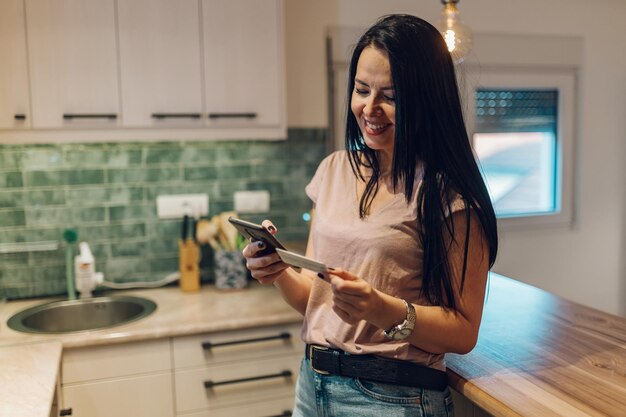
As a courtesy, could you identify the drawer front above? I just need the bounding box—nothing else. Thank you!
[63,372,173,417]
[178,395,294,417]
[174,353,302,413]
[173,323,303,368]
[62,339,171,384]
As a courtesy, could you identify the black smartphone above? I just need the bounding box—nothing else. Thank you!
[227,217,286,256]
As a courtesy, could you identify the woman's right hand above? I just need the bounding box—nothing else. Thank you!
[241,220,290,285]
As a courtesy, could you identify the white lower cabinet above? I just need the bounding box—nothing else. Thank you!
[58,324,302,417]
[60,339,174,417]
[63,373,174,417]
[173,323,303,417]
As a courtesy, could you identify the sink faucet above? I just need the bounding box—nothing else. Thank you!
[62,229,78,300]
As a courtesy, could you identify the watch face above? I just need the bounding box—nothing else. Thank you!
[393,328,412,340]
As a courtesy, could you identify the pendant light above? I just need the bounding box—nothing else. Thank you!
[436,0,472,63]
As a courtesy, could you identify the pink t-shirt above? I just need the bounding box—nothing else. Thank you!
[303,151,460,371]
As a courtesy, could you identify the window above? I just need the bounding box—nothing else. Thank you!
[464,70,576,228]
[474,90,558,217]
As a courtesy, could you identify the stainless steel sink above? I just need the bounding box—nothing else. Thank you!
[7,296,157,334]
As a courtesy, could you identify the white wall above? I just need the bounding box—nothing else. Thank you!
[285,0,626,316]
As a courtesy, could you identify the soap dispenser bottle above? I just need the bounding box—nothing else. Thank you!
[75,242,102,298]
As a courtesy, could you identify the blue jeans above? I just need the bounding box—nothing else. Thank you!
[293,357,455,417]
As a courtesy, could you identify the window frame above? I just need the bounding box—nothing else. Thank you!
[462,67,577,230]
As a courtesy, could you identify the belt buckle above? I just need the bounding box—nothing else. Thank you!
[308,345,331,375]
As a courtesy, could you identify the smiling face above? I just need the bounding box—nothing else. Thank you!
[351,46,396,166]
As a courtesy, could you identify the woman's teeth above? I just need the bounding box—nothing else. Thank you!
[366,121,386,130]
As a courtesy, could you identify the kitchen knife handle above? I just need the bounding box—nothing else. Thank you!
[204,370,292,389]
[151,113,202,119]
[201,331,291,350]
[63,113,117,120]
[207,112,257,119]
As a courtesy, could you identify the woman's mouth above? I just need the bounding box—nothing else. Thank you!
[364,120,391,135]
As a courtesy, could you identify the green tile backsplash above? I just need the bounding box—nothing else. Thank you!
[0,128,328,300]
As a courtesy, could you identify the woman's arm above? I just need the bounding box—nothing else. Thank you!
[329,209,490,354]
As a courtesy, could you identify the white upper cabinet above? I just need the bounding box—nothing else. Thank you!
[202,0,284,128]
[0,0,31,129]
[117,0,204,127]
[25,0,120,128]
[0,0,285,141]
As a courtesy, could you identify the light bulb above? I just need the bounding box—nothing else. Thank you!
[436,0,472,63]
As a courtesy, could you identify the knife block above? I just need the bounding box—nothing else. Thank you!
[179,239,200,292]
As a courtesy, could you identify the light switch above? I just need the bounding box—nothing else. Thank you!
[156,194,209,219]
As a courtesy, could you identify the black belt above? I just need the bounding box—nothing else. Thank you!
[306,344,448,391]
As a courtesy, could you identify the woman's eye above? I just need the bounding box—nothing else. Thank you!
[355,88,368,95]
[384,95,395,102]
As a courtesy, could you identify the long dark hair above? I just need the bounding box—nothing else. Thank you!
[345,14,498,311]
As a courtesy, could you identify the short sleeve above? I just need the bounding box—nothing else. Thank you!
[305,154,331,204]
[444,190,469,218]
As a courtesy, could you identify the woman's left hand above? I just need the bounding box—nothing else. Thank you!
[327,269,382,324]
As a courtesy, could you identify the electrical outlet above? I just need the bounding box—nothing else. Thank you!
[156,194,209,219]
[234,190,270,213]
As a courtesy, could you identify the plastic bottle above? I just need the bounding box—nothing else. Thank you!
[75,242,102,298]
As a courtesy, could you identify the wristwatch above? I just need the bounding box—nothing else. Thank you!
[383,299,416,340]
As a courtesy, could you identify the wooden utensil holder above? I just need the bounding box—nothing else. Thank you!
[179,239,200,292]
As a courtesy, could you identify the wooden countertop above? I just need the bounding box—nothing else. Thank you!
[447,274,626,417]
[1,274,624,417]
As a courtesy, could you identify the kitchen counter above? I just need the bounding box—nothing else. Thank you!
[447,275,626,417]
[0,340,61,417]
[0,282,301,349]
[0,282,301,417]
[1,274,625,417]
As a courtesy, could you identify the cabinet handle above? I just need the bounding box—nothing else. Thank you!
[59,408,72,416]
[207,112,257,119]
[201,331,291,350]
[63,113,117,120]
[151,113,202,119]
[264,411,292,417]
[14,114,26,121]
[204,369,292,389]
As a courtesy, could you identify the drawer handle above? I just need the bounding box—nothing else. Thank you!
[207,112,257,119]
[264,411,292,417]
[63,113,117,120]
[59,408,73,416]
[204,369,292,389]
[14,114,26,120]
[202,332,291,350]
[151,113,202,119]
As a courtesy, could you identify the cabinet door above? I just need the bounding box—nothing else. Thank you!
[0,0,31,129]
[117,0,204,127]
[202,0,284,127]
[25,0,120,129]
[63,373,174,417]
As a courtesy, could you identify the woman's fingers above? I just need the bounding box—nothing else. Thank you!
[261,220,278,235]
[242,240,267,258]
[241,239,288,285]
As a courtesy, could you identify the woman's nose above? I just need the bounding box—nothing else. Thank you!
[363,96,381,116]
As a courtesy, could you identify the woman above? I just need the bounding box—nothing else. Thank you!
[243,14,498,417]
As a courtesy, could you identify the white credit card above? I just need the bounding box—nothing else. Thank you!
[275,248,329,275]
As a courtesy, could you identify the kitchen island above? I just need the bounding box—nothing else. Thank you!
[1,273,624,417]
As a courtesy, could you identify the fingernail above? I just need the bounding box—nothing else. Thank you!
[257,241,265,249]
[268,225,276,232]
[317,273,325,279]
